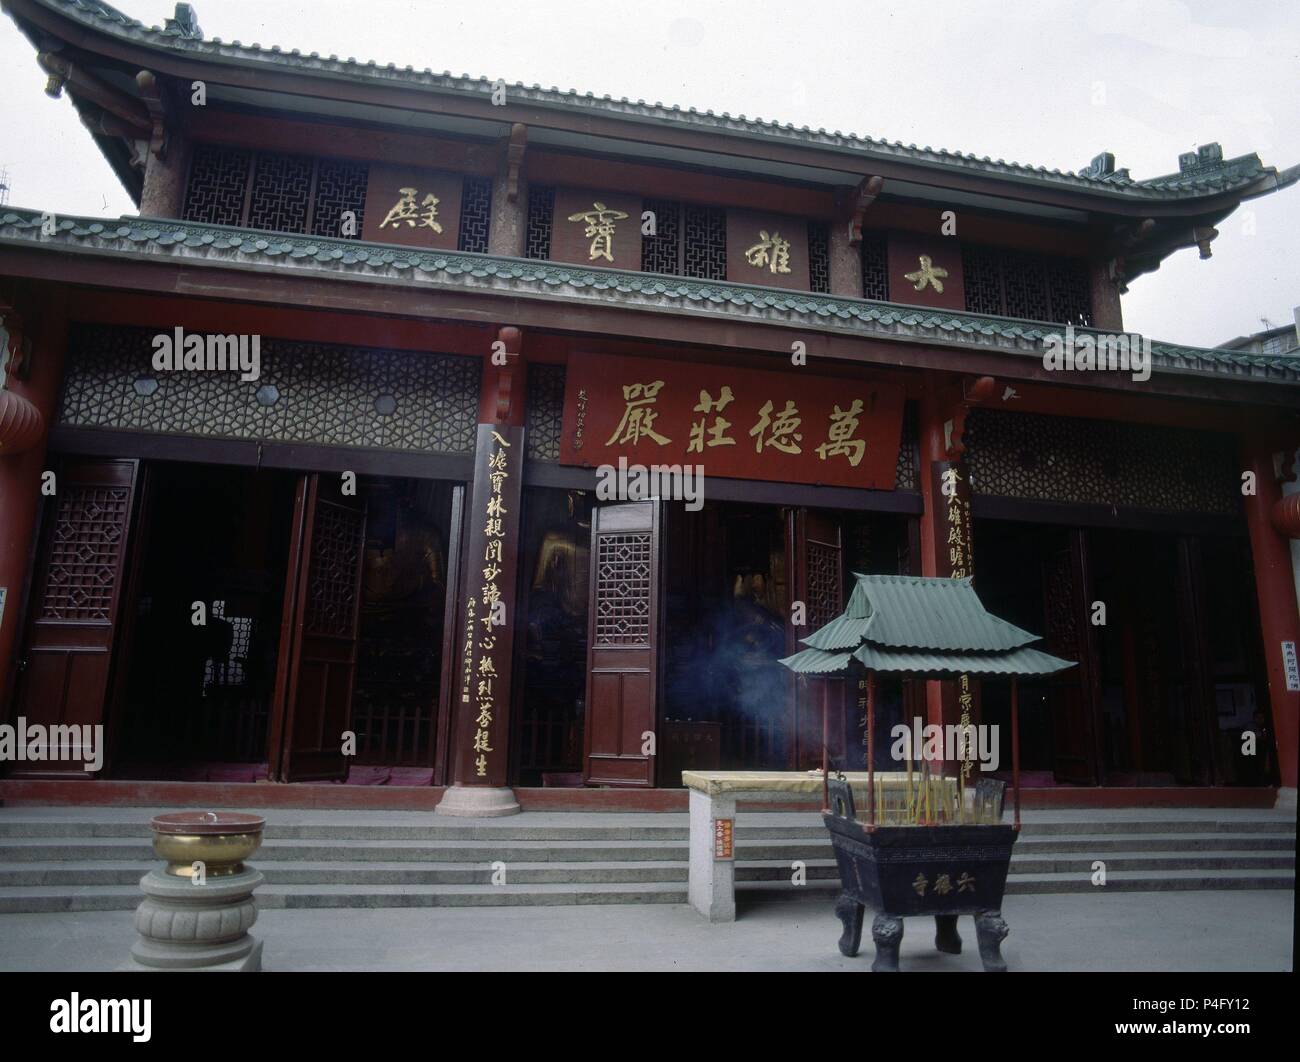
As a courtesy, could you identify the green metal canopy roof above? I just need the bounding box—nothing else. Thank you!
[781,574,1075,679]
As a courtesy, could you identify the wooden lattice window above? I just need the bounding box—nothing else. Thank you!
[961,245,1093,326]
[861,230,889,301]
[525,185,555,259]
[964,408,1239,515]
[594,532,653,646]
[640,197,682,274]
[458,176,493,253]
[894,400,918,491]
[806,540,843,630]
[683,204,726,280]
[808,222,830,294]
[525,363,566,461]
[38,484,133,621]
[303,500,366,638]
[183,143,369,239]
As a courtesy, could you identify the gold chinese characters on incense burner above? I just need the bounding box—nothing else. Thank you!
[149,811,265,878]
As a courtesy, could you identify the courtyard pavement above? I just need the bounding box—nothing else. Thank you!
[0,888,1292,972]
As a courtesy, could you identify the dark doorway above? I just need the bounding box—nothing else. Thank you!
[110,463,454,780]
[115,463,296,774]
[659,501,909,781]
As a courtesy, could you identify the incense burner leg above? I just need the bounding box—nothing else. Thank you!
[834,893,865,957]
[870,913,904,972]
[934,914,962,955]
[974,910,1009,972]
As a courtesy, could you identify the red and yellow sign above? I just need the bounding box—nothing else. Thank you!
[560,353,904,490]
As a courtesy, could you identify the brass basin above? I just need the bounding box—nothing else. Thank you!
[150,811,265,878]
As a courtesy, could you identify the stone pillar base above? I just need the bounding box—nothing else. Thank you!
[129,866,263,971]
[1275,786,1297,811]
[126,938,263,972]
[435,785,521,817]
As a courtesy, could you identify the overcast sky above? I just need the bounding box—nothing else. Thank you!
[1,0,1295,347]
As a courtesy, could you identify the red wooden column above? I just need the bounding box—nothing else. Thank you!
[1243,442,1300,794]
[0,290,67,706]
[436,326,528,816]
[916,374,991,729]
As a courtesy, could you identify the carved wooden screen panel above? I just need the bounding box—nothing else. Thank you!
[583,501,659,786]
[791,509,845,771]
[273,474,367,782]
[964,408,1239,515]
[683,205,726,280]
[641,198,682,275]
[183,144,368,240]
[894,400,918,491]
[457,176,492,253]
[525,185,555,259]
[11,459,139,776]
[58,325,480,455]
[861,231,889,301]
[807,222,830,294]
[961,245,1003,316]
[960,245,1094,326]
[311,158,369,238]
[247,152,313,234]
[524,363,566,461]
[182,143,250,226]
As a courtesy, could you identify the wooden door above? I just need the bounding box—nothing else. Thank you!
[788,508,845,771]
[582,500,660,787]
[1040,530,1101,784]
[269,473,367,783]
[9,459,139,776]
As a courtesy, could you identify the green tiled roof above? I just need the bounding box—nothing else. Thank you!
[21,0,1299,205]
[780,574,1074,678]
[2,207,1296,387]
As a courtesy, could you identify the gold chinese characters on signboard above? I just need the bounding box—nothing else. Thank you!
[744,229,792,274]
[904,254,948,293]
[567,201,629,263]
[604,378,869,468]
[465,431,509,779]
[379,187,443,234]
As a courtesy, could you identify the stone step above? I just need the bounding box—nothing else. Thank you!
[0,830,1291,866]
[5,861,1290,914]
[2,848,1292,889]
[0,816,1290,841]
[736,867,1298,900]
[0,881,690,913]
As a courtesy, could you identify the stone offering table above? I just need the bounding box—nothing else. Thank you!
[682,771,918,922]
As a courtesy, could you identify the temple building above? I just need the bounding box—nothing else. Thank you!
[1,0,1298,814]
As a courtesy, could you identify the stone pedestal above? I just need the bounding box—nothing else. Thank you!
[127,811,265,972]
[688,788,736,922]
[435,784,521,817]
[130,867,264,971]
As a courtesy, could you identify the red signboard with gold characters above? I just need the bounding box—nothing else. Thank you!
[559,353,904,490]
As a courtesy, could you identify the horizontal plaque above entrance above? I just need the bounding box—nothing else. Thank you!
[559,353,904,490]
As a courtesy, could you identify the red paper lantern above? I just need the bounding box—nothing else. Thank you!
[0,388,43,455]
[1272,491,1300,540]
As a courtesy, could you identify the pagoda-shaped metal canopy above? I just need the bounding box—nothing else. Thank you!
[780,574,1075,679]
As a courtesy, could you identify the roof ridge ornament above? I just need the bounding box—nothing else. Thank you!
[163,3,202,40]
